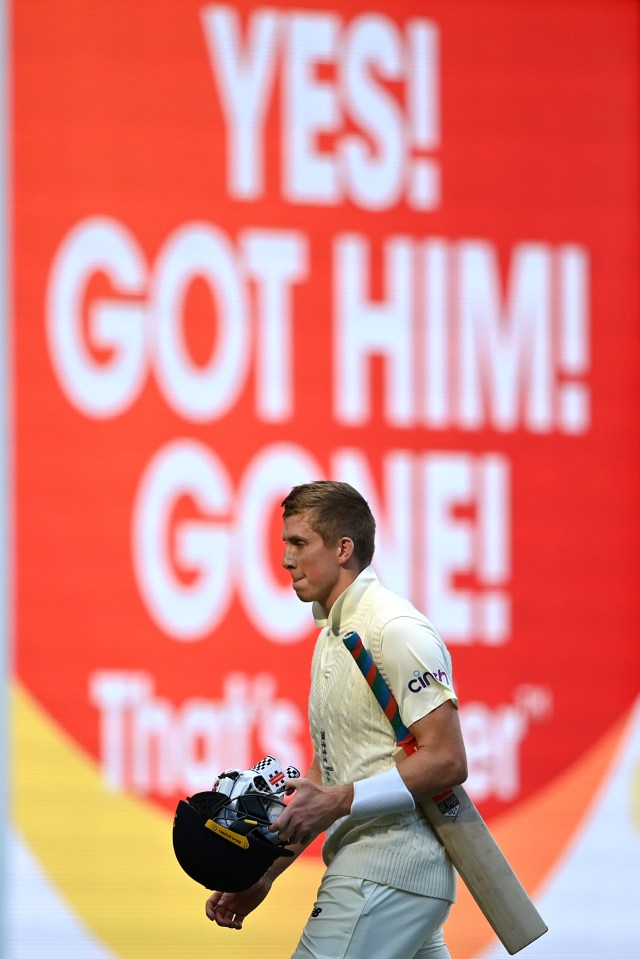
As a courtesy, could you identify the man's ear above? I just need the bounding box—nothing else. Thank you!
[337,537,355,565]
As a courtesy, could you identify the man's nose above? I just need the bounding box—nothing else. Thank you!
[282,547,295,570]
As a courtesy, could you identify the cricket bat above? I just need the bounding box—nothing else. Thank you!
[343,630,547,955]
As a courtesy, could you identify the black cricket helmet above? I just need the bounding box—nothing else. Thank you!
[172,758,298,892]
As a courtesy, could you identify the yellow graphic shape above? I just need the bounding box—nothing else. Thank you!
[12,682,321,958]
[12,681,634,959]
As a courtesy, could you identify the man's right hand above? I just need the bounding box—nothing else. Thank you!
[205,875,273,930]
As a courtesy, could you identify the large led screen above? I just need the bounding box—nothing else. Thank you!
[6,1,639,957]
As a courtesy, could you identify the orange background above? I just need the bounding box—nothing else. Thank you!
[8,1,640,957]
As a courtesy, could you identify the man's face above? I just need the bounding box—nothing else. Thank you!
[281,512,343,612]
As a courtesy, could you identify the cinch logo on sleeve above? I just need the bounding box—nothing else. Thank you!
[407,668,450,693]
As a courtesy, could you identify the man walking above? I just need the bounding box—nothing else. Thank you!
[207,481,467,959]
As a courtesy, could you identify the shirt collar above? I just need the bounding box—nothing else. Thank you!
[312,566,378,631]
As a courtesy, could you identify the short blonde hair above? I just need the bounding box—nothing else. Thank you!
[281,481,375,569]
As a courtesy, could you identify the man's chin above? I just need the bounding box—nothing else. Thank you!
[291,581,313,603]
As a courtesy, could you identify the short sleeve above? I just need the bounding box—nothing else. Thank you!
[379,616,458,729]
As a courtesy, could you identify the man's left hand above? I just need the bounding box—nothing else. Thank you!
[270,777,354,846]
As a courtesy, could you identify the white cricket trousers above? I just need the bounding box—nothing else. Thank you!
[290,874,453,959]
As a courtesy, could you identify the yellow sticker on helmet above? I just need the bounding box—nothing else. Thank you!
[204,820,250,849]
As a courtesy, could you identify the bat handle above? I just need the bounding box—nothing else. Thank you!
[343,631,415,754]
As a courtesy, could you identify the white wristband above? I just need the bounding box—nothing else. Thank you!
[351,766,415,819]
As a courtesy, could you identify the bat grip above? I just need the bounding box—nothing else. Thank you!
[343,631,415,754]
